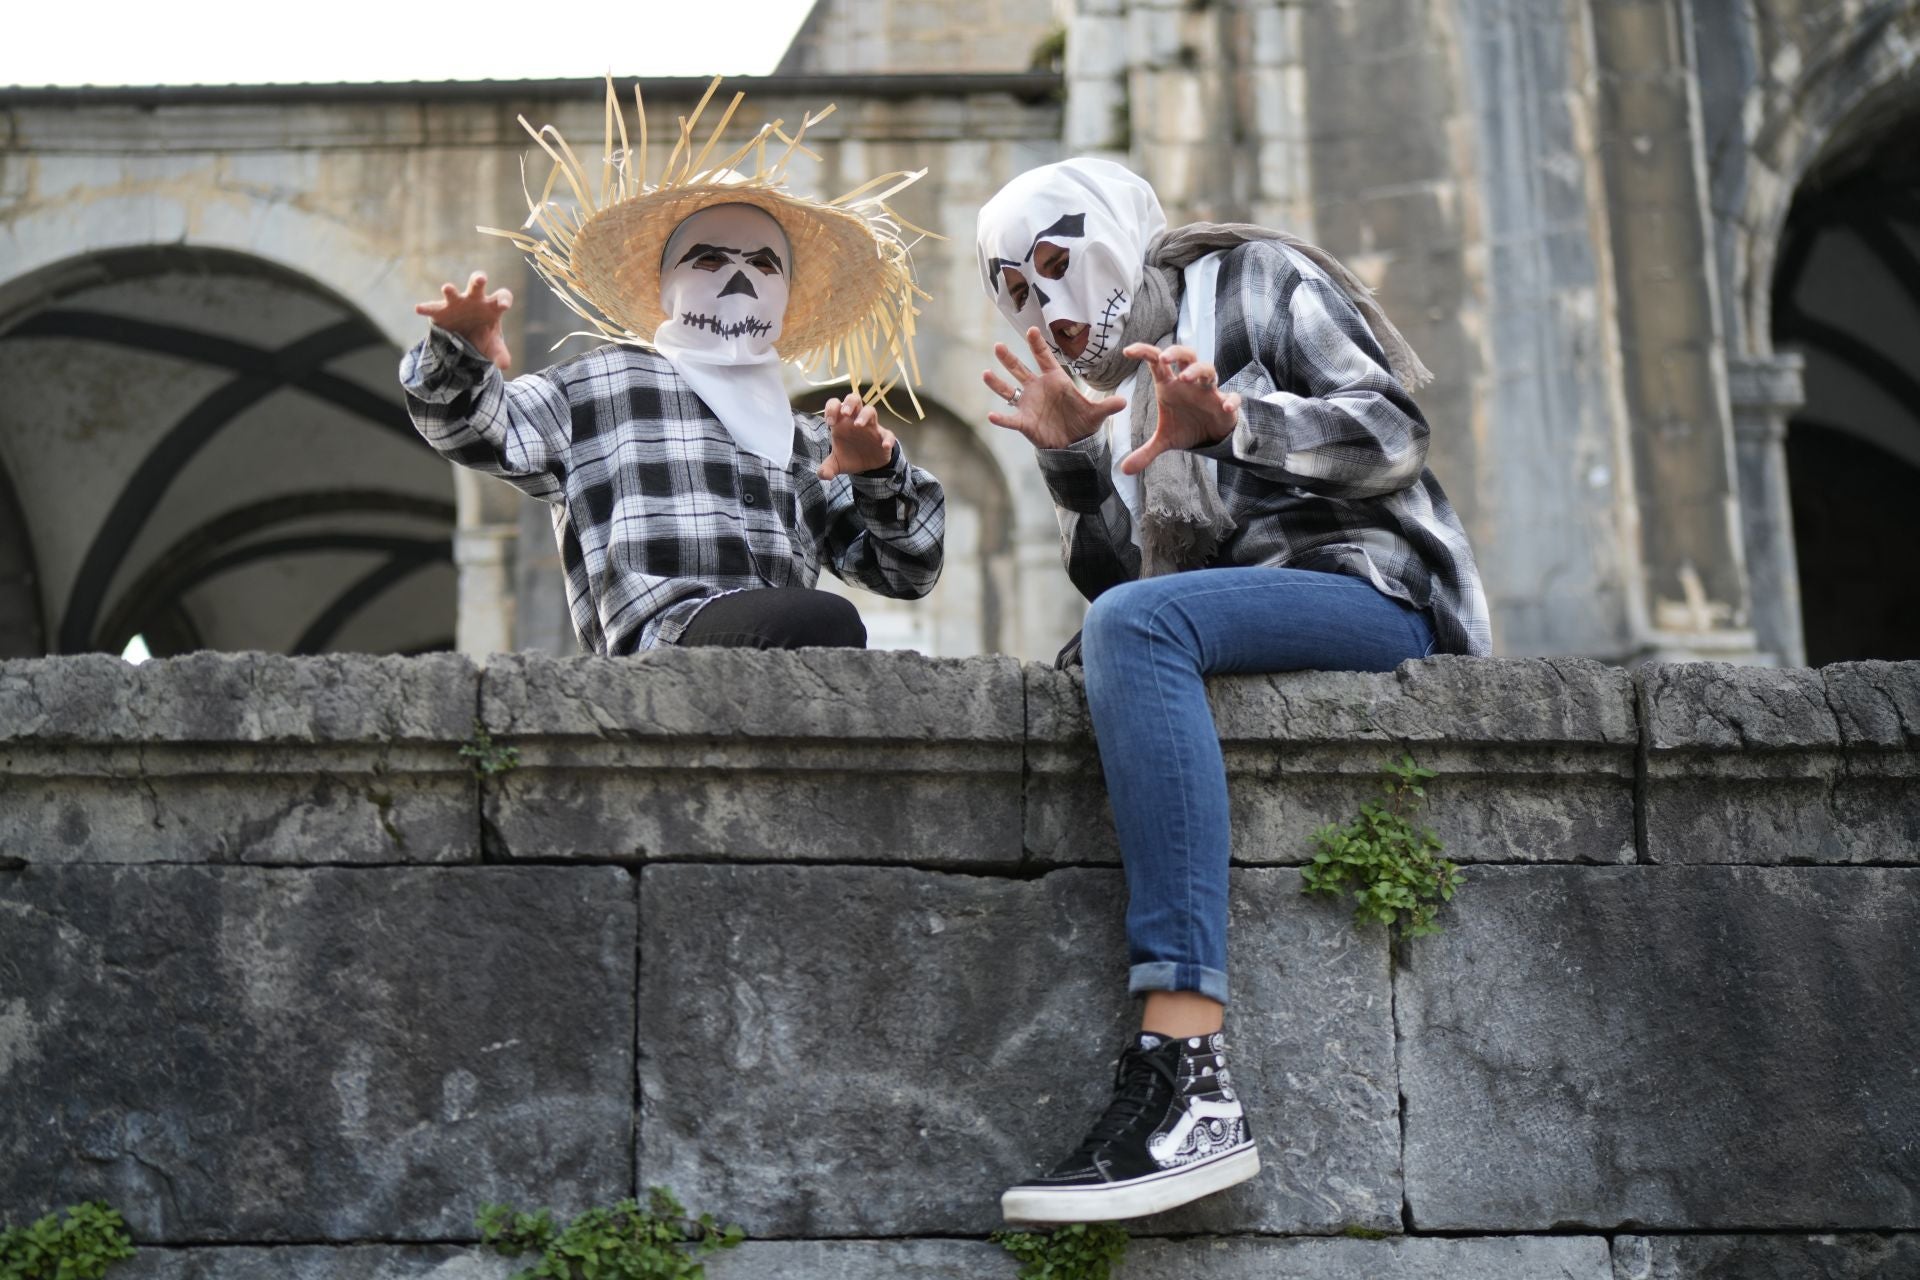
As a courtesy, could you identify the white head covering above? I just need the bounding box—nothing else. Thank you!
[651,203,796,466]
[974,158,1168,376]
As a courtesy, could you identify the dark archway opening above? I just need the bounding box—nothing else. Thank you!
[1773,130,1920,665]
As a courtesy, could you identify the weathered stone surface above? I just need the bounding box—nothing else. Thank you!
[1397,867,1920,1229]
[1642,662,1920,864]
[638,864,1399,1237]
[480,650,1024,864]
[0,865,634,1242]
[1124,1235,1611,1279]
[1027,657,1637,866]
[1612,1233,1920,1279]
[119,1246,512,1279]
[706,1240,1018,1278]
[0,653,479,865]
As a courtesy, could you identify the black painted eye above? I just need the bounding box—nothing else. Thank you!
[692,251,730,271]
[745,249,782,276]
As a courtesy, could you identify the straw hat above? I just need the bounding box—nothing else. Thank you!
[482,78,935,411]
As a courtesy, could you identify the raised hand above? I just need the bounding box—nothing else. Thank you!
[1117,342,1241,476]
[819,390,897,480]
[981,326,1127,451]
[415,271,514,371]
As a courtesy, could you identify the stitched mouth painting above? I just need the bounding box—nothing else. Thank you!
[1058,286,1128,373]
[679,312,776,340]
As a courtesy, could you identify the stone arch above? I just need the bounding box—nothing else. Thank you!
[0,450,44,656]
[1733,4,1920,359]
[792,387,1018,656]
[0,244,455,657]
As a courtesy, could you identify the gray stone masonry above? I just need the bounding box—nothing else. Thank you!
[478,649,1024,865]
[1643,661,1920,863]
[1613,1233,1920,1279]
[1,651,1916,1272]
[638,864,1398,1238]
[1029,655,1638,866]
[0,865,635,1242]
[0,653,479,865]
[1397,865,1920,1230]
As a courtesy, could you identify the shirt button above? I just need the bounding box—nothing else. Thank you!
[743,492,757,505]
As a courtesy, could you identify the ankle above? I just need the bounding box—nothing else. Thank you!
[1140,990,1224,1040]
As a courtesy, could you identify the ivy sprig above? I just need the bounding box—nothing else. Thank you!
[1302,755,1463,938]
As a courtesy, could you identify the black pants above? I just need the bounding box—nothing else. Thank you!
[678,587,868,650]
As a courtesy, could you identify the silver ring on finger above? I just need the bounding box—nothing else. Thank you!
[1006,386,1022,407]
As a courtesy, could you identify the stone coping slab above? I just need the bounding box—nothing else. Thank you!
[0,653,479,865]
[1027,656,1638,866]
[1642,661,1920,864]
[478,650,1024,864]
[1612,1233,1920,1279]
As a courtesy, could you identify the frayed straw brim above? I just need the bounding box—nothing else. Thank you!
[481,77,936,413]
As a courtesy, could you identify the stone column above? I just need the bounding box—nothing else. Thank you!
[1066,0,1132,160]
[1727,353,1806,667]
[1590,0,1758,662]
[451,469,520,659]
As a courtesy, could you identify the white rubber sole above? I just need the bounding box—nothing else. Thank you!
[1000,1143,1262,1224]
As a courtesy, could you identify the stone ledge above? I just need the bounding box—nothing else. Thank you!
[478,650,1025,865]
[1027,657,1638,866]
[0,653,478,864]
[1642,661,1920,864]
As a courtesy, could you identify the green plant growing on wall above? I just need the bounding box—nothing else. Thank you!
[991,1223,1130,1280]
[1301,755,1463,938]
[0,1202,136,1280]
[477,1188,743,1280]
[459,722,520,778]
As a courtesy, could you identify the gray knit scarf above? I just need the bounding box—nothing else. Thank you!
[1078,223,1433,576]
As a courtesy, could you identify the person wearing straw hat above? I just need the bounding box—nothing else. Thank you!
[977,158,1491,1224]
[401,80,945,653]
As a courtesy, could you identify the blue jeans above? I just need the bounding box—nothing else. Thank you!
[1080,567,1436,1005]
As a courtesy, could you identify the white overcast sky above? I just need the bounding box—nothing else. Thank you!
[2,0,816,87]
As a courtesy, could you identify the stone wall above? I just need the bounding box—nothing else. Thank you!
[2,650,1916,1278]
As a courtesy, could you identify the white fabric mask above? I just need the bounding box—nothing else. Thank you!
[651,203,796,466]
[975,158,1168,376]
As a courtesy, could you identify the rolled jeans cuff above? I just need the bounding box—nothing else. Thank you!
[1129,961,1230,1006]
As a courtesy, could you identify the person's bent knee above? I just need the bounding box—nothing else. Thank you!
[1082,581,1158,661]
[794,591,867,649]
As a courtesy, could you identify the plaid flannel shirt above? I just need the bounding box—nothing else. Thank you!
[1037,240,1493,657]
[401,328,945,654]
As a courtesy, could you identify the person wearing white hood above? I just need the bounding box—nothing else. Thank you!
[401,80,945,655]
[978,159,1492,1224]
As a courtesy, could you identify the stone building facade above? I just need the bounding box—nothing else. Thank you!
[0,0,1914,665]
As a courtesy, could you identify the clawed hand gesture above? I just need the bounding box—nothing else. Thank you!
[415,271,514,371]
[819,390,897,480]
[981,327,1127,450]
[1115,343,1241,475]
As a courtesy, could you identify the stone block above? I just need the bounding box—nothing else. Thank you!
[1124,1235,1612,1278]
[1397,866,1920,1229]
[118,1246,512,1279]
[1026,657,1637,867]
[1642,662,1920,864]
[0,865,635,1242]
[1612,1233,1920,1279]
[1066,15,1129,80]
[707,1240,1017,1278]
[638,864,1399,1237]
[0,653,479,865]
[479,650,1024,865]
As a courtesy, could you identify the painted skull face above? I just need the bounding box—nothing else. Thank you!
[655,203,792,363]
[975,159,1167,373]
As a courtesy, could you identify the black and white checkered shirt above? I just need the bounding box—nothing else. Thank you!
[1037,241,1493,657]
[401,328,945,654]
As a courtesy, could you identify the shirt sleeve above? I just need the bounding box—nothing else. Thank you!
[1202,244,1430,500]
[1033,429,1141,602]
[821,435,946,600]
[399,325,572,503]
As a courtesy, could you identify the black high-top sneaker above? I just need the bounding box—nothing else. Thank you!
[1001,1031,1260,1223]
